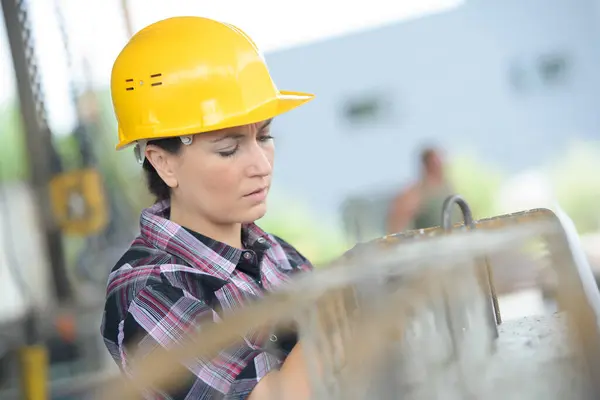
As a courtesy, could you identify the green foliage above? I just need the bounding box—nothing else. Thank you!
[445,143,600,234]
[257,195,351,266]
[54,134,83,170]
[0,102,98,179]
[446,155,504,220]
[551,141,600,234]
[0,102,27,180]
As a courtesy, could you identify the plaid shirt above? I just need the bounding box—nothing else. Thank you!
[101,201,313,399]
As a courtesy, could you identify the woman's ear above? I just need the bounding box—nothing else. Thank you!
[145,145,179,188]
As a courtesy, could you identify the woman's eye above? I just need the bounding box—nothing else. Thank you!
[258,135,274,142]
[218,146,238,157]
[217,135,272,157]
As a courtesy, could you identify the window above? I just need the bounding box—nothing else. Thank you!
[508,51,572,93]
[341,92,393,126]
[537,53,570,86]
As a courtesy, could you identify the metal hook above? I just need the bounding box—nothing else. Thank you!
[440,194,500,342]
[442,194,474,231]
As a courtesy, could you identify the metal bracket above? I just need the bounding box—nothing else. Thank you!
[441,194,500,340]
[442,194,474,230]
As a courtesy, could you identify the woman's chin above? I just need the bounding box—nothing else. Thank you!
[242,203,268,223]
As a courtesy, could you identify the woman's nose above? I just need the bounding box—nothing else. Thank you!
[247,146,272,177]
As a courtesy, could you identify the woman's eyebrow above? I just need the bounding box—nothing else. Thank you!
[210,133,245,143]
[210,119,273,143]
[260,119,273,130]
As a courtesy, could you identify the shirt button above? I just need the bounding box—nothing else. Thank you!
[269,334,278,342]
[243,252,252,260]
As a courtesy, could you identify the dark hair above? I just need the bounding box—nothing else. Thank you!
[419,147,438,167]
[142,137,183,201]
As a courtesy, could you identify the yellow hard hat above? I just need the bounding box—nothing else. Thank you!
[111,16,314,150]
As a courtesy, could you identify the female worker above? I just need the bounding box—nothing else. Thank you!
[101,16,315,399]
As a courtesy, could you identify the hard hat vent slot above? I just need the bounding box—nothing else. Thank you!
[125,78,135,91]
[150,73,163,87]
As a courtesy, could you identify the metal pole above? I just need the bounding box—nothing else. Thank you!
[53,0,95,167]
[1,0,72,303]
[120,0,134,37]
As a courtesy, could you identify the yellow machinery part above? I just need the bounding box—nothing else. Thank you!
[19,344,48,400]
[48,168,108,236]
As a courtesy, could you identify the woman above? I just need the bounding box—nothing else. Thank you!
[101,16,315,399]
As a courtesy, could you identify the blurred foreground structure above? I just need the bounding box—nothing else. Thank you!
[99,197,600,399]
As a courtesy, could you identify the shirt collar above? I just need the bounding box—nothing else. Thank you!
[139,200,275,280]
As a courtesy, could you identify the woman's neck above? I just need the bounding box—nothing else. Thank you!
[169,200,243,249]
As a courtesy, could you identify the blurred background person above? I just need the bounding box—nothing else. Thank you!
[387,146,456,234]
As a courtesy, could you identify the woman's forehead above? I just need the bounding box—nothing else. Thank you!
[200,119,272,141]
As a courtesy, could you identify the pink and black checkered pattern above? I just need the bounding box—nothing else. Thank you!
[101,201,312,399]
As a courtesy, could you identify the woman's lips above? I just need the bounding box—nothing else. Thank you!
[244,187,268,202]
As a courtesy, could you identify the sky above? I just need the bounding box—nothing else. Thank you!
[0,0,463,134]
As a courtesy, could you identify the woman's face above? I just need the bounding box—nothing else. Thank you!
[147,119,275,225]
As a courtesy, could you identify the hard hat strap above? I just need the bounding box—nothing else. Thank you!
[134,136,194,165]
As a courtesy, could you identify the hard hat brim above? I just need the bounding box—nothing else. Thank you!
[115,90,315,150]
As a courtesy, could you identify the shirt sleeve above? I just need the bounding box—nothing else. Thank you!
[120,283,282,399]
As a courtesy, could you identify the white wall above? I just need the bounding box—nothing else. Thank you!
[264,0,600,228]
[0,183,52,321]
